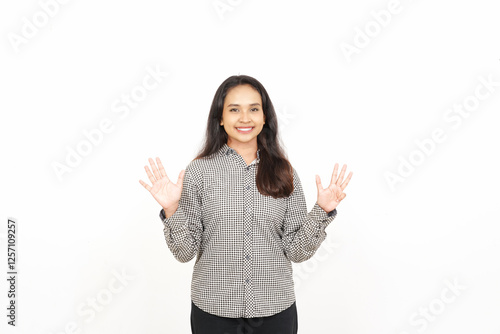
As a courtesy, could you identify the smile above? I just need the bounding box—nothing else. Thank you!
[236,127,254,133]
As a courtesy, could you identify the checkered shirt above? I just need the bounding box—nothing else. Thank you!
[159,143,337,318]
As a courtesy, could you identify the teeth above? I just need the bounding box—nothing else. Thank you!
[237,127,252,131]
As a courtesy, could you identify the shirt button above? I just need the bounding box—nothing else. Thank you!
[245,255,250,260]
[246,208,251,213]
[245,279,249,283]
[245,231,250,236]
[246,166,250,171]
[246,185,250,190]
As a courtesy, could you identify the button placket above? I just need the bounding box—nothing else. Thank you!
[242,162,256,317]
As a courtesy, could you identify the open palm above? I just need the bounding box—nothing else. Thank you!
[316,163,353,213]
[139,157,185,210]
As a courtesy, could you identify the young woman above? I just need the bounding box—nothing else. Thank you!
[139,75,353,334]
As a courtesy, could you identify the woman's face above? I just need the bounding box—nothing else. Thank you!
[220,84,266,148]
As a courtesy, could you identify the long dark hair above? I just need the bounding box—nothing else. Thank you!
[194,75,294,199]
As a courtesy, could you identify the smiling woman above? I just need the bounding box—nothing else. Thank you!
[139,74,353,334]
[219,84,266,166]
[196,75,298,199]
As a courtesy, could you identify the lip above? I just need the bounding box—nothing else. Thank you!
[236,127,254,134]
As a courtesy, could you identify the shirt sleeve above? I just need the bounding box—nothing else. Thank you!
[281,167,337,263]
[159,162,203,263]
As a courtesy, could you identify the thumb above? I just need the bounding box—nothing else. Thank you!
[177,169,185,187]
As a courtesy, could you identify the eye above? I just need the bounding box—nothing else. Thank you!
[229,108,239,112]
[251,108,259,112]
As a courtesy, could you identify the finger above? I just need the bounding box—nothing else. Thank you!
[315,174,323,191]
[339,193,346,201]
[330,163,339,187]
[149,157,161,181]
[336,164,347,186]
[177,169,185,187]
[340,171,353,191]
[138,179,152,192]
[156,157,170,182]
[144,165,156,184]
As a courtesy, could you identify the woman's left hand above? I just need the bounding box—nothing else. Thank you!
[315,163,353,213]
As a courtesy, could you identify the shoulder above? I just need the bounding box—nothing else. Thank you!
[289,165,305,196]
[184,153,221,182]
[186,153,219,171]
[290,165,301,183]
[184,158,204,178]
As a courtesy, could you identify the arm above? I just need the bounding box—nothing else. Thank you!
[281,167,337,263]
[159,163,203,263]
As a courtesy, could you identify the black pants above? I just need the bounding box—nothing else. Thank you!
[190,301,298,334]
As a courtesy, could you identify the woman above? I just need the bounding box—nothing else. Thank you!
[139,75,353,334]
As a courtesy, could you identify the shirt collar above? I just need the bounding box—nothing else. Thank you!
[219,143,260,163]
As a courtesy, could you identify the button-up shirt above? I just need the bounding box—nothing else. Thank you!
[159,143,337,318]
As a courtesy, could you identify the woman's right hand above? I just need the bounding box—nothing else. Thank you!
[139,157,185,211]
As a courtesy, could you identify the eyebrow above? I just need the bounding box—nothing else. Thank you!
[226,103,261,107]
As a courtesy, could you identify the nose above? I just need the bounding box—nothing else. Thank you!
[239,110,251,122]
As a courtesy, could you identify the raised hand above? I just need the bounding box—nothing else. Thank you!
[315,163,353,213]
[139,157,185,211]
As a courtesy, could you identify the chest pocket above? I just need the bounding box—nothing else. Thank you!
[200,172,241,225]
[256,193,288,235]
[200,181,221,221]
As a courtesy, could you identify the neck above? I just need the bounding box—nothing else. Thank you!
[227,140,258,158]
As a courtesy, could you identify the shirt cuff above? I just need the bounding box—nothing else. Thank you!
[311,202,337,222]
[159,207,180,223]
[159,208,166,220]
[327,208,337,217]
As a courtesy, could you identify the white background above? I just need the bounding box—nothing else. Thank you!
[1,0,499,333]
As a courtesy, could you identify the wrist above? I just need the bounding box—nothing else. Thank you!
[316,202,337,217]
[163,204,178,219]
